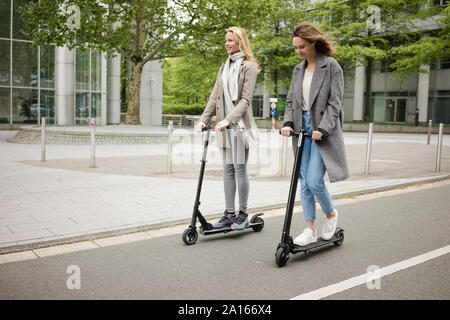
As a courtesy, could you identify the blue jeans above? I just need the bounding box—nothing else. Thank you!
[300,112,334,222]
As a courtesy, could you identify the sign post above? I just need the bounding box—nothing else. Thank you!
[90,118,96,168]
[41,117,46,162]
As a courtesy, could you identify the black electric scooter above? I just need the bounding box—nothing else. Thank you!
[182,125,264,245]
[275,130,344,267]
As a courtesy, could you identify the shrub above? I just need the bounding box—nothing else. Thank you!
[163,103,205,115]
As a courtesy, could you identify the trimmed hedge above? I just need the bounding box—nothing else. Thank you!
[163,103,205,115]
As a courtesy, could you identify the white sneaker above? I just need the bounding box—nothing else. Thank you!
[294,228,318,246]
[321,209,339,240]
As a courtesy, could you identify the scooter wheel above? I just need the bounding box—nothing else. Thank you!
[251,217,264,232]
[275,247,289,267]
[182,227,198,245]
[333,230,344,247]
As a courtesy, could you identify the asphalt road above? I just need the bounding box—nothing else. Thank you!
[0,183,449,300]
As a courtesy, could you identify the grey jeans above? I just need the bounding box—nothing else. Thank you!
[221,128,250,213]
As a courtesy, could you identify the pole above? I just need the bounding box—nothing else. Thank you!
[435,123,444,172]
[364,123,374,175]
[90,118,96,168]
[427,120,432,145]
[41,117,46,161]
[281,135,288,176]
[168,120,173,174]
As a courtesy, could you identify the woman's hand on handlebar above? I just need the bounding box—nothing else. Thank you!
[280,126,294,137]
[215,119,230,132]
[195,121,206,133]
[312,131,323,141]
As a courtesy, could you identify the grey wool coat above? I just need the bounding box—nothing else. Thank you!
[284,52,349,183]
[199,59,258,148]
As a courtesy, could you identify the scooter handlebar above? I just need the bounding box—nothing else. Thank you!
[202,125,213,132]
[201,125,240,132]
[279,129,312,137]
[203,125,234,132]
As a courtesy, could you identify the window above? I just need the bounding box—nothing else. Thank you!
[372,60,395,73]
[12,0,31,40]
[0,40,10,86]
[252,95,264,118]
[428,90,450,124]
[40,45,55,89]
[40,90,55,121]
[437,58,450,70]
[12,41,37,87]
[433,0,448,6]
[12,88,36,123]
[75,92,89,122]
[76,49,89,91]
[0,1,55,125]
[0,0,11,39]
[0,88,10,123]
[75,48,102,125]
[91,51,102,91]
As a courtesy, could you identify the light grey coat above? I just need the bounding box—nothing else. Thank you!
[200,59,258,148]
[284,53,349,183]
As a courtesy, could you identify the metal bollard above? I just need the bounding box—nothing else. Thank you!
[427,120,432,145]
[435,123,444,172]
[41,117,46,161]
[90,118,96,168]
[168,120,173,174]
[364,123,374,175]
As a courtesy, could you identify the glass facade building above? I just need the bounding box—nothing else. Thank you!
[0,0,56,125]
[254,58,449,125]
[364,59,450,125]
[0,0,120,127]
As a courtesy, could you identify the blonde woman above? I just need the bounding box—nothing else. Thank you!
[195,27,259,230]
[281,22,349,246]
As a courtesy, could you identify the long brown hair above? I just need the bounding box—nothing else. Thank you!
[292,22,336,57]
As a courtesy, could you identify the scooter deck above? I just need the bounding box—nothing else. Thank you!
[200,221,262,235]
[199,214,264,236]
[292,228,344,254]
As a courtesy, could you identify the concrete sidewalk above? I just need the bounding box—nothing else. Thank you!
[0,128,449,254]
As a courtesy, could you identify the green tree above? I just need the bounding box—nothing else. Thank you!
[252,0,309,96]
[20,0,271,124]
[308,0,450,121]
[163,54,219,108]
[162,0,309,115]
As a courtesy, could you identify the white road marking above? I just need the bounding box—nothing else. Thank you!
[291,244,450,300]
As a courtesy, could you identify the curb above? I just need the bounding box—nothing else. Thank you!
[0,175,448,255]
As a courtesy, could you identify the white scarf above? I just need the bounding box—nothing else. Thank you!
[220,51,259,148]
[222,51,246,127]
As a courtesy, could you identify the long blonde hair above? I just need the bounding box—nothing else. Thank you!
[227,27,260,72]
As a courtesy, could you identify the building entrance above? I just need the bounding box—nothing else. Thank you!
[385,98,406,122]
